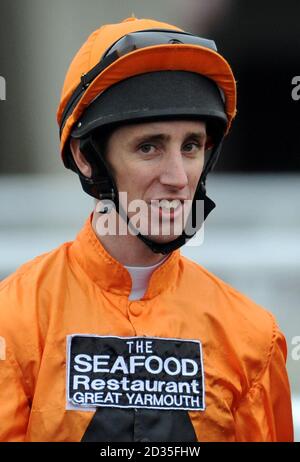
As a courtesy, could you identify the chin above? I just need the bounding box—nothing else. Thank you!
[144,233,182,244]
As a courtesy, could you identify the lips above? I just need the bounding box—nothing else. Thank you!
[148,199,185,222]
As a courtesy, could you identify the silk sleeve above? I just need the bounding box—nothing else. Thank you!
[234,322,294,442]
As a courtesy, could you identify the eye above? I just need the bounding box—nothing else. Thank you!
[183,142,202,152]
[139,144,156,154]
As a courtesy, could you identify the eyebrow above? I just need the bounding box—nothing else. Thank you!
[129,131,206,146]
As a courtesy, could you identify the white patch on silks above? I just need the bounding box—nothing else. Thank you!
[65,334,205,412]
[0,337,6,360]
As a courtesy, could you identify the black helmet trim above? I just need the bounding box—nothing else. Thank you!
[71,71,227,140]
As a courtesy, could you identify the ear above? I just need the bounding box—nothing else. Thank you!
[70,138,92,178]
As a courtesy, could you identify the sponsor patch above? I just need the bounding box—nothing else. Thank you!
[66,335,205,411]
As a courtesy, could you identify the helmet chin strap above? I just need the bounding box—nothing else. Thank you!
[71,135,222,255]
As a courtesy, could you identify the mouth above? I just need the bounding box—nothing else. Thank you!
[148,198,186,210]
[148,199,186,221]
[157,199,182,210]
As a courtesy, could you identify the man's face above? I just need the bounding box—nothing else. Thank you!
[102,119,208,243]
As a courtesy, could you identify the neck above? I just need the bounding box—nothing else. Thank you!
[91,208,167,267]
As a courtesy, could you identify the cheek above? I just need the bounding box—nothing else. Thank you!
[190,174,201,193]
[108,159,130,190]
[188,161,203,190]
[111,163,154,199]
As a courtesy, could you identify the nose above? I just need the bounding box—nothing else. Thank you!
[159,151,188,190]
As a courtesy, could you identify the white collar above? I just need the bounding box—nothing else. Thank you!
[124,256,169,300]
